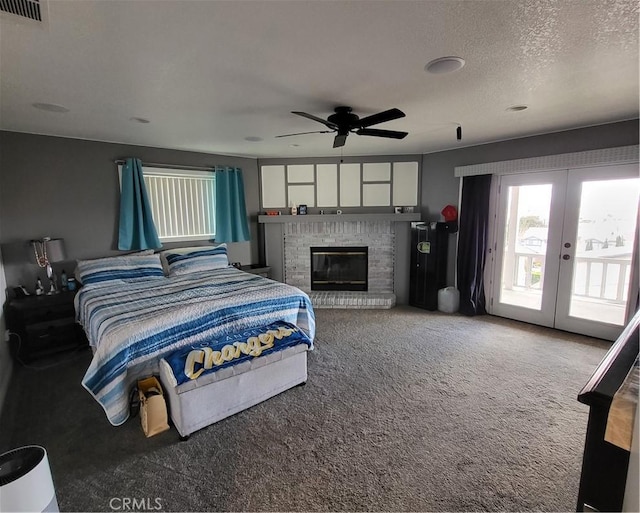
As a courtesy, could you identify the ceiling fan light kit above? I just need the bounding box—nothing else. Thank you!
[278,106,409,148]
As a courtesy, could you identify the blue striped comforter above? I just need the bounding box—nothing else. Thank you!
[77,267,315,426]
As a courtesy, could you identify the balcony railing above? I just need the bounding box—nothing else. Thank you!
[505,251,631,304]
[572,256,631,304]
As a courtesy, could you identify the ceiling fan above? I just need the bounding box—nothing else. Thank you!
[276,106,408,148]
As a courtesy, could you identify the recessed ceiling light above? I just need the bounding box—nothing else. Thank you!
[425,56,465,74]
[130,117,150,124]
[506,105,528,112]
[32,102,69,113]
[245,136,263,142]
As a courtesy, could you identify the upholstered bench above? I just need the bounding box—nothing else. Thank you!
[159,328,309,440]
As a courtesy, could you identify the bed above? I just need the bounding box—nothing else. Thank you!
[75,248,315,427]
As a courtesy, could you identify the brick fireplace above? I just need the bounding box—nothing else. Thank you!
[284,220,394,291]
[259,213,420,308]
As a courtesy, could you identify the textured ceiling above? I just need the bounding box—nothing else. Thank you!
[0,0,638,158]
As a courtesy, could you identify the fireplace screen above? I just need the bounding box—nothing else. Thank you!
[310,246,368,291]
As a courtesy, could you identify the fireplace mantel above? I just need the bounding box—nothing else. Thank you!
[258,213,421,224]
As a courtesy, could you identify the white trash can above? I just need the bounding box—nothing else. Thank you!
[438,287,460,313]
[0,446,58,512]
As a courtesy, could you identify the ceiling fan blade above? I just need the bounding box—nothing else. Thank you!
[333,134,347,148]
[356,128,408,139]
[292,111,339,129]
[275,130,333,138]
[357,108,405,128]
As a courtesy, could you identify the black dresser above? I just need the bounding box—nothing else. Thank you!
[4,291,88,363]
[576,310,639,512]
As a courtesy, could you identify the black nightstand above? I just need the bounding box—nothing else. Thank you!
[240,264,271,278]
[4,291,88,363]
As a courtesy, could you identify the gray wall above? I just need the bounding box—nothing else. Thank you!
[0,120,636,292]
[0,121,634,412]
[420,119,640,285]
[0,131,260,290]
[0,124,635,482]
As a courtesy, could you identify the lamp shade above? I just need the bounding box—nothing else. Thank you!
[0,446,59,512]
[44,239,66,263]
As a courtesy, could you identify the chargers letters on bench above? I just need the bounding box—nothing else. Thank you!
[160,321,312,439]
[164,321,312,384]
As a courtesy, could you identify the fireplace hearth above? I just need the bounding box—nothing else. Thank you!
[310,246,368,291]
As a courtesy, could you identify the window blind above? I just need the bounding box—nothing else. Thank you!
[142,168,216,241]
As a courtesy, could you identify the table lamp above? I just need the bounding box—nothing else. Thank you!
[31,237,66,294]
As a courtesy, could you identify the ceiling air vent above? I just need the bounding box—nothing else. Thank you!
[1,0,42,22]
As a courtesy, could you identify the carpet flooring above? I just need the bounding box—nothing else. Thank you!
[0,307,610,512]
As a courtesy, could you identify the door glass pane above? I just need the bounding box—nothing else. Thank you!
[569,178,640,325]
[499,184,553,310]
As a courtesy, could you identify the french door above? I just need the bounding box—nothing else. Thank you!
[488,164,639,341]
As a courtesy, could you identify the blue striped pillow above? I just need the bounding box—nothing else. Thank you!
[75,254,166,285]
[162,244,229,276]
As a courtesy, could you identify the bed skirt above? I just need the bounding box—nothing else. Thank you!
[159,345,308,438]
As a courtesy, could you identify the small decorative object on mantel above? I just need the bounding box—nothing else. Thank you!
[336,209,343,215]
[403,206,414,213]
[298,204,307,215]
[290,202,297,215]
[266,210,281,216]
[394,207,403,214]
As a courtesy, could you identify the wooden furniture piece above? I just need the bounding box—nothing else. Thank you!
[241,264,271,278]
[576,309,640,512]
[4,291,88,363]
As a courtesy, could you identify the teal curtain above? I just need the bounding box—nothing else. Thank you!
[118,158,161,250]
[214,167,250,242]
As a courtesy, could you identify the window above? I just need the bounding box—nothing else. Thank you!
[141,167,216,242]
